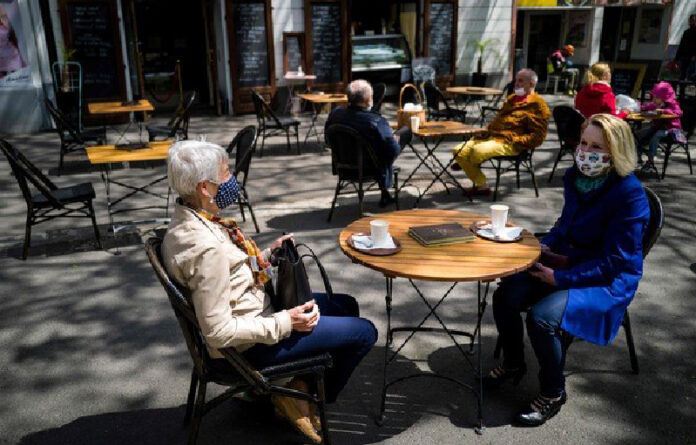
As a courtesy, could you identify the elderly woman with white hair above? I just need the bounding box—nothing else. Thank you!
[162,140,377,443]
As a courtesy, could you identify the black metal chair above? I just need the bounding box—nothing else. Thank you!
[493,186,663,375]
[227,126,260,233]
[44,98,106,169]
[147,92,196,141]
[271,85,292,116]
[549,106,586,182]
[423,81,467,123]
[325,124,399,222]
[478,81,514,127]
[371,82,387,114]
[483,145,540,202]
[145,237,333,445]
[251,90,301,157]
[0,139,101,260]
[658,104,694,179]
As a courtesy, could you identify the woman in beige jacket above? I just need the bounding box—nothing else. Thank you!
[162,140,377,443]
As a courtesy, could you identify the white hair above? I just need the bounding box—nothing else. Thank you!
[167,140,228,200]
[347,79,373,106]
[518,68,538,86]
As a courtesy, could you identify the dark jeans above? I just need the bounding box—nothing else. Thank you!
[493,272,569,397]
[380,126,411,191]
[242,292,377,403]
[636,126,668,158]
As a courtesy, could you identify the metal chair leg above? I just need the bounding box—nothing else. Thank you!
[285,128,292,153]
[548,148,564,182]
[623,310,640,374]
[316,373,332,445]
[259,131,266,158]
[242,189,260,233]
[661,144,672,179]
[492,161,501,202]
[394,171,400,210]
[327,181,341,222]
[187,379,207,445]
[295,125,301,154]
[184,368,198,424]
[515,162,521,189]
[529,159,539,198]
[88,201,102,249]
[358,181,364,216]
[686,143,693,174]
[23,213,32,260]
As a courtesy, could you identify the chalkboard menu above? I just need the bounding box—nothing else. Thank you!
[232,2,270,87]
[610,63,646,98]
[64,1,121,99]
[286,36,302,72]
[427,2,454,76]
[310,3,342,84]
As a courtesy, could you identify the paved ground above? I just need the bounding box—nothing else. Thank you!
[0,95,695,445]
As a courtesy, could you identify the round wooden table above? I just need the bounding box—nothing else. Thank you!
[445,86,504,97]
[338,209,540,434]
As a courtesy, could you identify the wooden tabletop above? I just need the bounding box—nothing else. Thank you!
[86,141,173,164]
[446,86,504,96]
[625,112,679,122]
[413,121,486,138]
[297,93,348,104]
[338,209,540,282]
[284,73,317,81]
[88,99,155,115]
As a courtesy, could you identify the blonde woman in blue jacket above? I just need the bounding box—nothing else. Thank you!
[485,114,650,426]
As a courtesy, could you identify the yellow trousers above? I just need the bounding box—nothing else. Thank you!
[452,139,515,187]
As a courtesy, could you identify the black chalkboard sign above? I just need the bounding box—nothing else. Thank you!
[232,2,270,87]
[64,2,121,99]
[427,2,454,76]
[311,3,342,84]
[286,37,302,72]
[610,63,646,98]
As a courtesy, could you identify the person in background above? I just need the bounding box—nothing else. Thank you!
[636,81,684,167]
[549,45,579,96]
[574,62,628,119]
[0,4,26,80]
[485,114,649,427]
[675,14,696,81]
[162,140,378,443]
[325,79,411,207]
[450,69,550,195]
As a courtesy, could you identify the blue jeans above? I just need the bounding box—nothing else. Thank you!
[493,272,569,397]
[243,292,377,403]
[637,126,668,158]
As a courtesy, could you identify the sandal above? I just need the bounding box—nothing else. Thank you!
[482,364,527,389]
[516,391,567,426]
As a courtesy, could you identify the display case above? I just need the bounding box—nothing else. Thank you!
[351,34,412,73]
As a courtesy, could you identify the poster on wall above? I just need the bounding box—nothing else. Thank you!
[0,0,29,88]
[566,11,590,48]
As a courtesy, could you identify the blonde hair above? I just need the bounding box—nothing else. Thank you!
[582,114,637,177]
[582,62,611,86]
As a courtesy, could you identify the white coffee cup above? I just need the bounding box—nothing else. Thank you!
[490,204,509,237]
[410,115,420,133]
[370,219,390,247]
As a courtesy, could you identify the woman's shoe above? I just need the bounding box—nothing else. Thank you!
[309,403,322,432]
[272,395,322,444]
[450,162,462,171]
[515,391,567,427]
[482,364,527,389]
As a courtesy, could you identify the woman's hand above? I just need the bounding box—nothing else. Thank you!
[529,262,557,286]
[288,300,320,332]
[271,233,294,251]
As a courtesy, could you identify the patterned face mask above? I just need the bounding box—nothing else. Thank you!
[575,149,612,177]
[213,175,240,209]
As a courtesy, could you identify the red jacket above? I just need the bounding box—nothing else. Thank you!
[574,82,627,119]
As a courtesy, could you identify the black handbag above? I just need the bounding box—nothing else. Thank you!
[271,241,334,311]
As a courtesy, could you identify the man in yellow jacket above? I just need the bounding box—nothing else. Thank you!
[452,68,550,195]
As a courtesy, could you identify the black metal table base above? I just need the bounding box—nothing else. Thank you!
[376,277,490,434]
[412,140,474,207]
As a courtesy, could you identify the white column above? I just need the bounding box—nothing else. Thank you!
[589,7,603,65]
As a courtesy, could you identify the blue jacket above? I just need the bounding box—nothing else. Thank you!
[325,105,401,188]
[542,167,650,345]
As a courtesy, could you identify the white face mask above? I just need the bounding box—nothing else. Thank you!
[514,87,526,96]
[575,149,612,177]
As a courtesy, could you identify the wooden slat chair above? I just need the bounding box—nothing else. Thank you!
[145,237,333,445]
[0,139,101,260]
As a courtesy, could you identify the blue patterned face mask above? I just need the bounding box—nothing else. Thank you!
[212,175,240,209]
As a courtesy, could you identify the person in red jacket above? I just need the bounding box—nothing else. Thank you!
[574,63,628,119]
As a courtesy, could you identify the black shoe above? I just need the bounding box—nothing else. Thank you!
[482,364,527,390]
[378,192,395,208]
[516,391,567,427]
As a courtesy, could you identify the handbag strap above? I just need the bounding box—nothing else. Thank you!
[295,243,334,299]
[399,83,422,108]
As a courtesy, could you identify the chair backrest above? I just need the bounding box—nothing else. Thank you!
[423,81,442,112]
[271,86,291,116]
[144,237,270,391]
[553,105,586,149]
[44,98,84,145]
[641,186,663,258]
[0,139,63,210]
[371,82,387,113]
[325,124,381,179]
[227,125,257,185]
[167,91,196,139]
[251,90,282,128]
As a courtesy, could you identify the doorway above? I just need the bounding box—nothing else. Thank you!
[125,0,215,111]
[523,12,562,82]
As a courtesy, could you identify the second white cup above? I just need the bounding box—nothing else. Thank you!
[490,204,509,236]
[370,219,390,247]
[410,115,420,133]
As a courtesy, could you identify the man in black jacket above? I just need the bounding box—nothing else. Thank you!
[325,79,411,207]
[676,14,696,81]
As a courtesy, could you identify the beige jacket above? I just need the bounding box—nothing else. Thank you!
[162,202,292,359]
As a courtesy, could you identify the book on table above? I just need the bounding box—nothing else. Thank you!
[408,223,476,247]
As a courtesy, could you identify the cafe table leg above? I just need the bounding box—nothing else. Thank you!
[413,139,473,207]
[398,138,451,197]
[303,103,321,150]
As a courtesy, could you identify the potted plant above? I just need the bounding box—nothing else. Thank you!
[471,38,499,87]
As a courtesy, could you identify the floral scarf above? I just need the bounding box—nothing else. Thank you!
[192,207,272,285]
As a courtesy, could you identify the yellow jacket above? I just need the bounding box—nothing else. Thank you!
[485,92,551,153]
